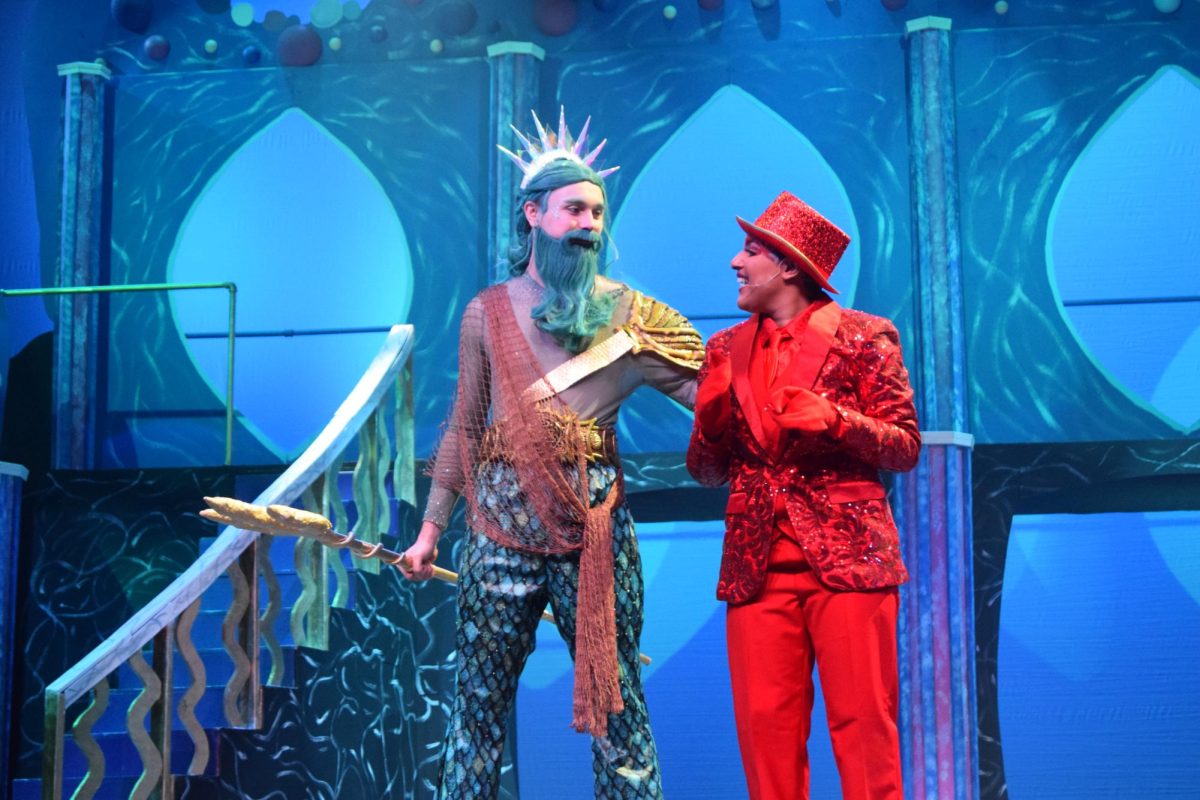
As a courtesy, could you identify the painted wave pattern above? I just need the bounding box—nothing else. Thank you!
[956,26,1199,442]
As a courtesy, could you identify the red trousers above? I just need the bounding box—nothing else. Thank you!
[726,524,903,800]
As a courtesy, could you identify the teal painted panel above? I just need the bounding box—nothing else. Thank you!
[169,108,412,458]
[105,61,486,467]
[1048,66,1200,431]
[957,26,1200,442]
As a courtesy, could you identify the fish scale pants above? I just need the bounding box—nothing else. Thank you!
[437,462,663,799]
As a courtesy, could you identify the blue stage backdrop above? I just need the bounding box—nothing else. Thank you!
[955,28,1200,443]
[7,0,1187,465]
[1000,511,1200,798]
[102,59,486,468]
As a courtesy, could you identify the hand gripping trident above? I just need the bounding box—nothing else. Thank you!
[200,496,651,665]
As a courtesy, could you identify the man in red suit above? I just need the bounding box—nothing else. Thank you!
[686,191,921,800]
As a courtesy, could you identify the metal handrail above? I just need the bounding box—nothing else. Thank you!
[1,283,238,465]
[41,323,415,799]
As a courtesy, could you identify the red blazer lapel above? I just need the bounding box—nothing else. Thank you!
[730,317,770,452]
[787,299,842,390]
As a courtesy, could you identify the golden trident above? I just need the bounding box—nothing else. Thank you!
[200,496,651,665]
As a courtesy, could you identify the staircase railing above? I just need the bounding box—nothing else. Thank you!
[41,323,416,800]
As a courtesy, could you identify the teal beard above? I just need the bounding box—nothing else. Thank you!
[531,228,617,355]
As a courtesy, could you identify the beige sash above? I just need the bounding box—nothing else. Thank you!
[522,330,635,404]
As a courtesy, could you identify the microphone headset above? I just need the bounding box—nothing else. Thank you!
[743,267,782,288]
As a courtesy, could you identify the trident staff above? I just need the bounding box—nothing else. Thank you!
[199,496,651,666]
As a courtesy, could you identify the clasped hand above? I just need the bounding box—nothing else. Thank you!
[767,386,840,435]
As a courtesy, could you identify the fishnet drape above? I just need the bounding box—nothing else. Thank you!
[426,284,624,735]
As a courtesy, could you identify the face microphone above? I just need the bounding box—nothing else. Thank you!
[742,268,781,288]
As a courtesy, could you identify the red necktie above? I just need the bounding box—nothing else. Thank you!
[752,320,786,444]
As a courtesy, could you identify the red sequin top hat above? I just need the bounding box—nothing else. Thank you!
[736,191,850,294]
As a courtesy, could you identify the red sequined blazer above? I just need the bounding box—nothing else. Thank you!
[686,301,920,604]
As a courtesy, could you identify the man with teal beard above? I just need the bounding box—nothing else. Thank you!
[399,111,704,799]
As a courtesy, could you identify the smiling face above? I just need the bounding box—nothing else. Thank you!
[731,235,789,314]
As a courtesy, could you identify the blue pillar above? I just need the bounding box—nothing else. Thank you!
[0,462,29,798]
[53,61,111,470]
[486,41,544,286]
[894,16,979,800]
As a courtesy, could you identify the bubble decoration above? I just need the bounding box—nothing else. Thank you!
[143,34,170,60]
[994,1,1009,13]
[264,10,290,31]
[278,24,323,66]
[230,2,254,26]
[698,0,723,9]
[343,1,364,21]
[204,38,219,54]
[750,0,776,8]
[533,0,579,36]
[430,38,444,53]
[437,1,478,35]
[369,23,388,41]
[1154,0,1181,12]
[111,0,153,33]
[329,35,343,50]
[242,44,263,64]
[311,0,344,29]
[664,4,677,19]
[881,0,907,10]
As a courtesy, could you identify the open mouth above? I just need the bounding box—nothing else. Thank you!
[566,232,601,251]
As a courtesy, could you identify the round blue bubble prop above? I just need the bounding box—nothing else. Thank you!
[143,34,170,60]
[437,1,478,35]
[278,25,323,66]
[111,0,152,33]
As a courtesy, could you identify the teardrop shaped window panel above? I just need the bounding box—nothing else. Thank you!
[1047,66,1200,431]
[607,85,859,452]
[169,107,412,459]
[610,84,860,332]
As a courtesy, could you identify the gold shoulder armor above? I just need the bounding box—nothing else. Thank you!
[621,291,704,371]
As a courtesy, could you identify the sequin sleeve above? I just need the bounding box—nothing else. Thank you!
[827,318,921,472]
[686,328,734,487]
[423,297,490,528]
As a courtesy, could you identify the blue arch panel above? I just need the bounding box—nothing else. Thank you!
[169,108,412,459]
[606,86,861,453]
[1000,511,1200,798]
[610,85,860,321]
[1048,66,1200,430]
